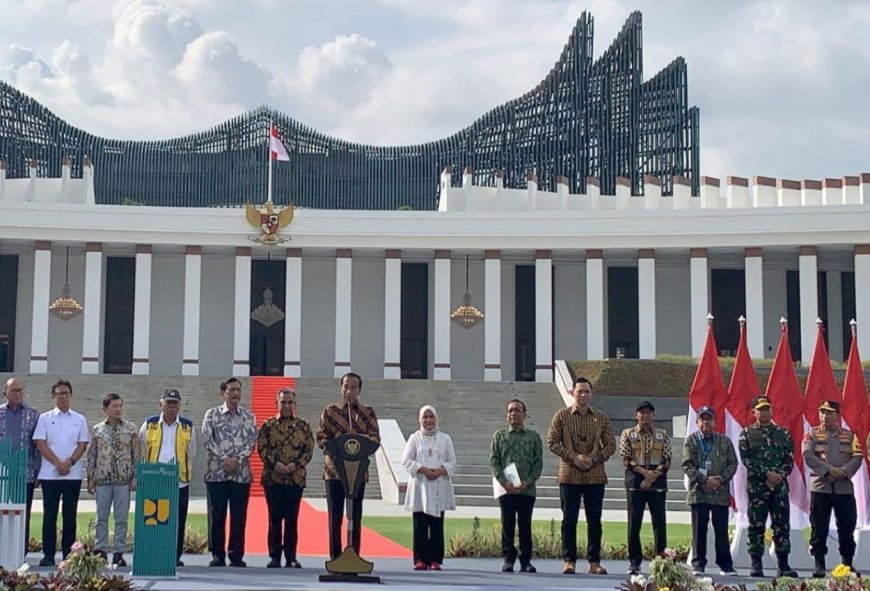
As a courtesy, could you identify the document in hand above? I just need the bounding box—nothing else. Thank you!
[492,462,522,499]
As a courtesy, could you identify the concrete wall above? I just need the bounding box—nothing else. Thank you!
[46,250,86,374]
[301,256,336,378]
[500,261,516,381]
[14,252,33,373]
[656,264,691,355]
[553,260,586,361]
[149,253,185,376]
[199,254,234,377]
[763,266,789,358]
[451,257,485,380]
[350,257,385,379]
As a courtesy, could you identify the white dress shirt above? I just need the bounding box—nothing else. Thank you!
[33,407,90,480]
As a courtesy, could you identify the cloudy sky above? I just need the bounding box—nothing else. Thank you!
[2,0,868,181]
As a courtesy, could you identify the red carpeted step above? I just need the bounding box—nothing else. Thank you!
[243,496,411,557]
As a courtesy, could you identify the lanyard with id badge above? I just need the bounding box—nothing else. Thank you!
[696,432,713,477]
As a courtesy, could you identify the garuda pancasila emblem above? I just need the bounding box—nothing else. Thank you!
[245,202,294,245]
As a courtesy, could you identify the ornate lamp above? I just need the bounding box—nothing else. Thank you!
[49,247,83,321]
[451,255,484,329]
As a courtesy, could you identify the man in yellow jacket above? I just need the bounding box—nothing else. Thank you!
[139,388,197,567]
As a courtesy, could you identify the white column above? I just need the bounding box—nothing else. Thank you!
[586,250,605,359]
[29,241,51,374]
[80,243,103,373]
[690,249,709,357]
[383,250,402,379]
[799,246,819,365]
[638,250,656,359]
[284,248,302,378]
[826,270,843,362]
[433,251,451,380]
[334,249,353,378]
[535,251,553,382]
[484,250,502,381]
[232,247,251,376]
[744,248,765,358]
[131,245,151,375]
[182,246,202,376]
[855,246,870,356]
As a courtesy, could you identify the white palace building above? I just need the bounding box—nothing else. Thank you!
[1,162,870,382]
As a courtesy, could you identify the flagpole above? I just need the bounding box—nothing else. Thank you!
[267,119,273,204]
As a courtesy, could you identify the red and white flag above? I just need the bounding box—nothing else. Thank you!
[270,125,290,161]
[726,319,761,526]
[686,320,729,438]
[804,320,841,428]
[766,320,810,520]
[841,322,870,527]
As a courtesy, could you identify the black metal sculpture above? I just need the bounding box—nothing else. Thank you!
[0,11,699,210]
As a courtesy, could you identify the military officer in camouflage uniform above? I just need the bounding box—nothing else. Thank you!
[803,400,863,577]
[738,396,797,578]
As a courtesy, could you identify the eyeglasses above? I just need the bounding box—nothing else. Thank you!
[279,400,296,405]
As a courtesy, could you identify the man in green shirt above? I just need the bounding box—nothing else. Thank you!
[490,399,543,574]
[681,406,737,576]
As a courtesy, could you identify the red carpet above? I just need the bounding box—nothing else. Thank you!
[243,377,411,558]
[243,496,411,558]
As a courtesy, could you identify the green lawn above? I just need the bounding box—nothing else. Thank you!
[29,512,691,552]
[362,516,693,550]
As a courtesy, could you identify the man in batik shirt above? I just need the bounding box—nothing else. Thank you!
[316,372,381,559]
[257,387,314,568]
[86,393,141,566]
[0,377,40,554]
[201,378,258,567]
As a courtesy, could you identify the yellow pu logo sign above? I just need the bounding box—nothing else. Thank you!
[143,499,170,526]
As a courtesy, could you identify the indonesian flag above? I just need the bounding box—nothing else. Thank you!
[685,320,728,493]
[270,125,290,161]
[804,320,841,428]
[766,320,810,519]
[841,323,870,527]
[726,319,761,526]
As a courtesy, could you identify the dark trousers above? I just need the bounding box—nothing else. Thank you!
[177,486,190,560]
[412,512,445,565]
[809,492,857,560]
[560,483,604,563]
[41,479,81,560]
[499,494,535,566]
[264,484,303,561]
[206,481,251,561]
[325,479,365,559]
[25,482,35,554]
[690,503,732,570]
[627,490,667,567]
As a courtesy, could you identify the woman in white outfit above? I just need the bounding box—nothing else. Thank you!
[401,405,457,571]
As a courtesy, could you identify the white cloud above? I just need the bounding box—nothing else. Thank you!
[295,34,392,111]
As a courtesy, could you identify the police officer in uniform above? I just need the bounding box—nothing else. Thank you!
[619,400,670,575]
[803,400,862,577]
[738,396,796,578]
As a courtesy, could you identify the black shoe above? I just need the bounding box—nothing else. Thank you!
[266,559,281,568]
[229,559,247,568]
[520,563,537,573]
[176,560,185,567]
[501,561,515,573]
[749,556,764,577]
[208,556,227,567]
[97,550,108,561]
[628,565,640,576]
[813,557,826,579]
[112,553,127,567]
[286,559,302,568]
[39,557,56,567]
